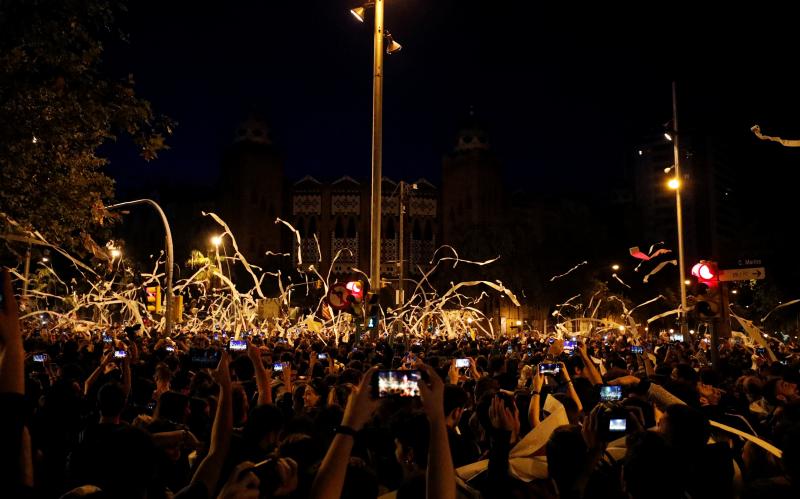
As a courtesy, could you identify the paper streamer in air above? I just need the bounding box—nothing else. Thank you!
[751,125,800,147]
[643,260,677,283]
[760,298,800,323]
[549,261,587,281]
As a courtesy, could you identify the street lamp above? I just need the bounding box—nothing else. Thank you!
[611,264,620,271]
[105,199,175,336]
[211,235,223,248]
[110,248,122,259]
[349,0,403,292]
[667,178,680,190]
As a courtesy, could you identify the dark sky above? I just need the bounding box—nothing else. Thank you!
[107,1,800,198]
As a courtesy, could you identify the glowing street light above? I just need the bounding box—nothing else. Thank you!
[731,289,738,295]
[684,279,691,285]
[516,320,522,326]
[667,178,681,190]
[612,264,620,271]
[664,132,673,141]
[110,248,122,259]
[211,235,223,248]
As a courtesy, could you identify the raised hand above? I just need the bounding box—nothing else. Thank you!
[341,366,380,431]
[417,363,446,423]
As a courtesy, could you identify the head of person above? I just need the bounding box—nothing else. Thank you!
[245,403,286,451]
[391,412,430,472]
[671,363,698,384]
[763,377,799,406]
[546,425,587,492]
[303,379,328,410]
[657,404,709,451]
[98,382,126,421]
[443,384,469,428]
[622,431,681,499]
[154,390,190,424]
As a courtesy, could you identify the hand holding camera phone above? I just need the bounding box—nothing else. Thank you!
[229,339,247,352]
[600,385,623,402]
[114,350,127,359]
[631,345,643,355]
[317,353,328,360]
[538,363,561,376]
[371,369,422,398]
[33,353,48,363]
[455,358,470,369]
[273,362,284,372]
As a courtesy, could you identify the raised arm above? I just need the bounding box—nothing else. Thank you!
[560,362,583,413]
[310,366,379,499]
[84,352,112,396]
[528,369,544,428]
[0,270,31,492]
[247,343,272,406]
[188,352,234,494]
[578,342,603,386]
[417,363,456,499]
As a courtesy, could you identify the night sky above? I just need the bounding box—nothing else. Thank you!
[106,1,800,198]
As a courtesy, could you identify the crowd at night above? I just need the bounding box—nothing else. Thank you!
[2,1,800,498]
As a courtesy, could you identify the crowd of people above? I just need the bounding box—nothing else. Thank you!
[1,269,799,498]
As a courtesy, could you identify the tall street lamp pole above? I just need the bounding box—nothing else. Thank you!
[670,81,689,336]
[105,199,175,336]
[369,0,385,293]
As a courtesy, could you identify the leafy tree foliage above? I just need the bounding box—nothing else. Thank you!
[0,0,172,251]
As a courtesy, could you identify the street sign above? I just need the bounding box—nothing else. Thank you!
[327,282,351,311]
[719,267,765,282]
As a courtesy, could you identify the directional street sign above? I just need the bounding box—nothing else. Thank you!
[719,267,766,282]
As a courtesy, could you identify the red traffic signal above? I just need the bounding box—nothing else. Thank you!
[691,261,718,287]
[346,280,364,302]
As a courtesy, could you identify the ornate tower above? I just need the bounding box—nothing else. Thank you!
[441,110,504,248]
[218,115,285,266]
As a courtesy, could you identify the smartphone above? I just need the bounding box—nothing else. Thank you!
[213,334,219,341]
[670,334,684,342]
[277,338,288,344]
[506,345,514,354]
[563,340,577,353]
[455,358,470,369]
[317,353,328,360]
[547,337,555,344]
[189,348,221,368]
[600,385,623,402]
[631,345,644,354]
[114,350,127,359]
[33,353,48,362]
[229,340,247,351]
[165,346,175,352]
[372,369,422,398]
[756,347,766,355]
[273,362,284,372]
[608,418,627,433]
[539,363,561,376]
[102,334,113,344]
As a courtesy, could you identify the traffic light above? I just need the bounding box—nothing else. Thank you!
[365,291,380,331]
[146,286,162,313]
[691,260,721,320]
[172,295,184,323]
[346,280,365,302]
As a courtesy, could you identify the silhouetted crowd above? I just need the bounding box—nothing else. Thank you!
[2,271,799,498]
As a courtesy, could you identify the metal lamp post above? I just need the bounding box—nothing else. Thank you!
[105,199,175,336]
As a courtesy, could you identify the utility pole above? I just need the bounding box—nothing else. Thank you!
[369,0,385,293]
[671,81,689,337]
